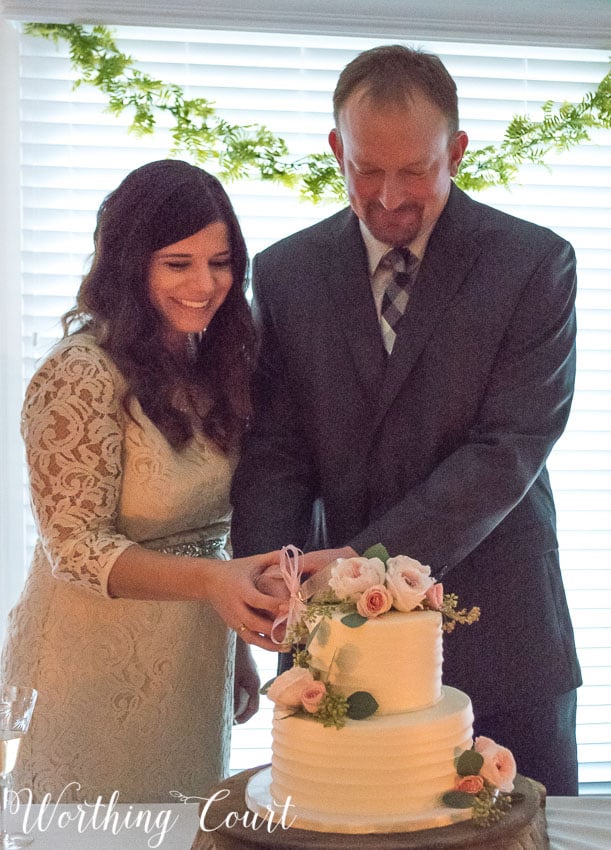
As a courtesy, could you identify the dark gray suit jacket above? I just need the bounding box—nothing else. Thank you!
[231,184,581,712]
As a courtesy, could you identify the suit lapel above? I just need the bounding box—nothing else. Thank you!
[373,187,483,432]
[324,211,387,400]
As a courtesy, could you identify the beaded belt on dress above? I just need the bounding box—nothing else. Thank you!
[157,537,227,558]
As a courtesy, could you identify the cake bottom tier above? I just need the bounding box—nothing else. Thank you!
[267,685,474,832]
[240,772,549,849]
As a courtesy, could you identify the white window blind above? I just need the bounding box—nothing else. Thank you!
[3,23,611,791]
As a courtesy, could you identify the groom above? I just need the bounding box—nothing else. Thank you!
[231,44,582,795]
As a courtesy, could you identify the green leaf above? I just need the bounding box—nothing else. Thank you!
[456,749,484,776]
[341,612,368,628]
[346,691,378,720]
[362,543,390,563]
[307,617,330,648]
[442,791,476,809]
[305,620,322,649]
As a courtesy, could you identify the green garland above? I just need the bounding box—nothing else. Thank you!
[24,23,611,202]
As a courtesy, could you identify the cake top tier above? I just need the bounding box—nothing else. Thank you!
[264,545,480,726]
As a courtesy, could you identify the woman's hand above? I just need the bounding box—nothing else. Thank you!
[203,550,287,651]
[233,639,261,724]
[108,545,286,650]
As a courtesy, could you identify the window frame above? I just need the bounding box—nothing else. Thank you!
[1,16,610,792]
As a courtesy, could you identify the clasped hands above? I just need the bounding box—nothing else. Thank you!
[233,546,357,651]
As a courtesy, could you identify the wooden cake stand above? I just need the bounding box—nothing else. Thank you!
[189,766,549,850]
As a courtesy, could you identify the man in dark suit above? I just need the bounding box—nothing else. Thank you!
[231,44,582,795]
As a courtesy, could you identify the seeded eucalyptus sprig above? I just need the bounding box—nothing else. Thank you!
[24,23,611,202]
[313,688,349,728]
[302,592,346,622]
[471,785,513,827]
[292,648,312,669]
[438,594,481,633]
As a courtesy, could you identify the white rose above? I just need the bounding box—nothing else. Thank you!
[386,555,431,577]
[266,666,315,708]
[328,556,386,602]
[385,556,434,612]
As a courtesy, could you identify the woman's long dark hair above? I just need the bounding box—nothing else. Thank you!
[63,159,256,451]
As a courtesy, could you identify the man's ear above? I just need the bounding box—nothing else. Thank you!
[328,128,344,170]
[449,130,469,177]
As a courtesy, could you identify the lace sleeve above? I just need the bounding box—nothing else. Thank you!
[21,340,136,597]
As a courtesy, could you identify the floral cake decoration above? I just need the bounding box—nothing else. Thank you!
[262,543,480,727]
[444,737,522,827]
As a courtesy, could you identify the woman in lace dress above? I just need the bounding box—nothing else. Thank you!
[1,160,285,803]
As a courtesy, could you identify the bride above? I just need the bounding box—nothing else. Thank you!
[1,159,284,803]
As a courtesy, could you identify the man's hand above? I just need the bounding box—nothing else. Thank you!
[300,546,358,575]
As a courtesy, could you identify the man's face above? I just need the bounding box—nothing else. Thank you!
[329,88,468,246]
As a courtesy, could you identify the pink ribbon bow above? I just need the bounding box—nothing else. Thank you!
[271,545,308,645]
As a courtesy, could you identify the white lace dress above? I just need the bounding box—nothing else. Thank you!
[1,334,238,803]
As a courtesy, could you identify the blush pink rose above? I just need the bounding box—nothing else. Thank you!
[301,681,327,713]
[474,736,517,793]
[266,666,315,708]
[385,556,435,612]
[328,557,386,602]
[455,774,485,794]
[356,584,393,618]
[425,582,444,611]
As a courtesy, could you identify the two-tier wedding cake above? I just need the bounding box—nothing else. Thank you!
[244,546,550,849]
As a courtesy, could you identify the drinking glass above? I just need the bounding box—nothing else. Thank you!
[0,685,37,849]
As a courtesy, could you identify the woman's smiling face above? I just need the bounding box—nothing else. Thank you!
[147,221,233,351]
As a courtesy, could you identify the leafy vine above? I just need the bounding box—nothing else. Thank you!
[24,23,611,201]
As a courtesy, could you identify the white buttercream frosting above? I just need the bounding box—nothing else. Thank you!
[307,608,443,714]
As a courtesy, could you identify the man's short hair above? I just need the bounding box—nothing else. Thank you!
[333,44,459,136]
